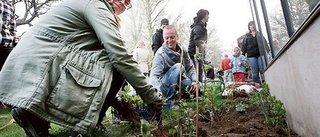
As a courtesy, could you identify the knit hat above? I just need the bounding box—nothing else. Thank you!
[160,18,169,26]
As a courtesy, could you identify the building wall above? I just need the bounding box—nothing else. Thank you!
[264,12,320,136]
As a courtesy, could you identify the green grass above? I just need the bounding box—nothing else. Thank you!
[0,108,25,137]
[0,108,139,137]
[0,107,71,137]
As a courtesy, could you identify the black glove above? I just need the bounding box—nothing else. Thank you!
[147,98,163,124]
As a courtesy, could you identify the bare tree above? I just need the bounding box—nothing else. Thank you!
[269,0,311,46]
[205,27,222,68]
[13,0,222,66]
[305,0,319,11]
[11,0,62,26]
[120,0,170,51]
[121,0,222,65]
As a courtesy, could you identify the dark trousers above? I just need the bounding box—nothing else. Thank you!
[0,46,13,108]
[0,46,13,71]
[98,69,125,123]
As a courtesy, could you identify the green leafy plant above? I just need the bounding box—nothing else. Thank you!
[141,119,153,137]
[249,84,291,134]
[249,83,269,121]
[266,95,290,133]
[119,85,142,105]
[235,103,249,112]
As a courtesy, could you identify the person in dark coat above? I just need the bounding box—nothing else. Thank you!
[188,9,209,82]
[241,21,269,85]
[151,18,169,54]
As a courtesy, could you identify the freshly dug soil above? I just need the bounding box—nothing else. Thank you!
[197,102,299,137]
[154,96,300,137]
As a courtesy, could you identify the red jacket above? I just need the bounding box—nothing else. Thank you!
[221,58,232,70]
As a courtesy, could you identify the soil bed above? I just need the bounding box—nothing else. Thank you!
[154,97,300,137]
[197,101,299,137]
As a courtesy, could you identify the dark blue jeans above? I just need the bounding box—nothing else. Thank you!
[247,56,264,83]
[160,63,193,101]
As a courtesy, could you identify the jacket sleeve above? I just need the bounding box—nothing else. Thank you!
[230,58,234,67]
[241,55,247,66]
[151,32,162,54]
[149,53,165,91]
[84,1,158,104]
[221,60,224,70]
[241,34,247,56]
[193,26,206,47]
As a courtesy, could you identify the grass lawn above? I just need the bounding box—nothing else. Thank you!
[0,107,72,137]
[0,108,128,137]
[0,107,142,137]
[0,108,26,137]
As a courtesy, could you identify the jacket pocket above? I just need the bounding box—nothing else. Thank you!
[47,63,101,119]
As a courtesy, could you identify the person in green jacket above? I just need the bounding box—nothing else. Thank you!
[0,0,162,136]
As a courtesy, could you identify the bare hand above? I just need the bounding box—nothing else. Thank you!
[189,84,197,93]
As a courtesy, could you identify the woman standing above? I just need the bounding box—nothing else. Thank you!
[188,9,209,82]
[241,21,269,85]
[132,41,150,77]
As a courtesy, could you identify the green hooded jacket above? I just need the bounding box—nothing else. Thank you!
[0,0,158,134]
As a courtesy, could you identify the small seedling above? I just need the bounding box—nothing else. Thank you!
[235,103,249,112]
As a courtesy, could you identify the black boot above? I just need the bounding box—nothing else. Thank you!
[11,107,56,137]
[69,129,85,137]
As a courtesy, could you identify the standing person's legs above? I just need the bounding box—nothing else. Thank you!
[258,56,264,82]
[247,57,259,83]
[233,72,242,82]
[223,70,227,82]
[224,69,233,82]
[193,60,203,82]
[234,72,246,82]
[0,47,13,109]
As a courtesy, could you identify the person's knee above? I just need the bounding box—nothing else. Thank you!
[172,63,181,69]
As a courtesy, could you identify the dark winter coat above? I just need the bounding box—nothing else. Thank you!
[188,22,207,60]
[242,32,269,57]
[151,29,164,54]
